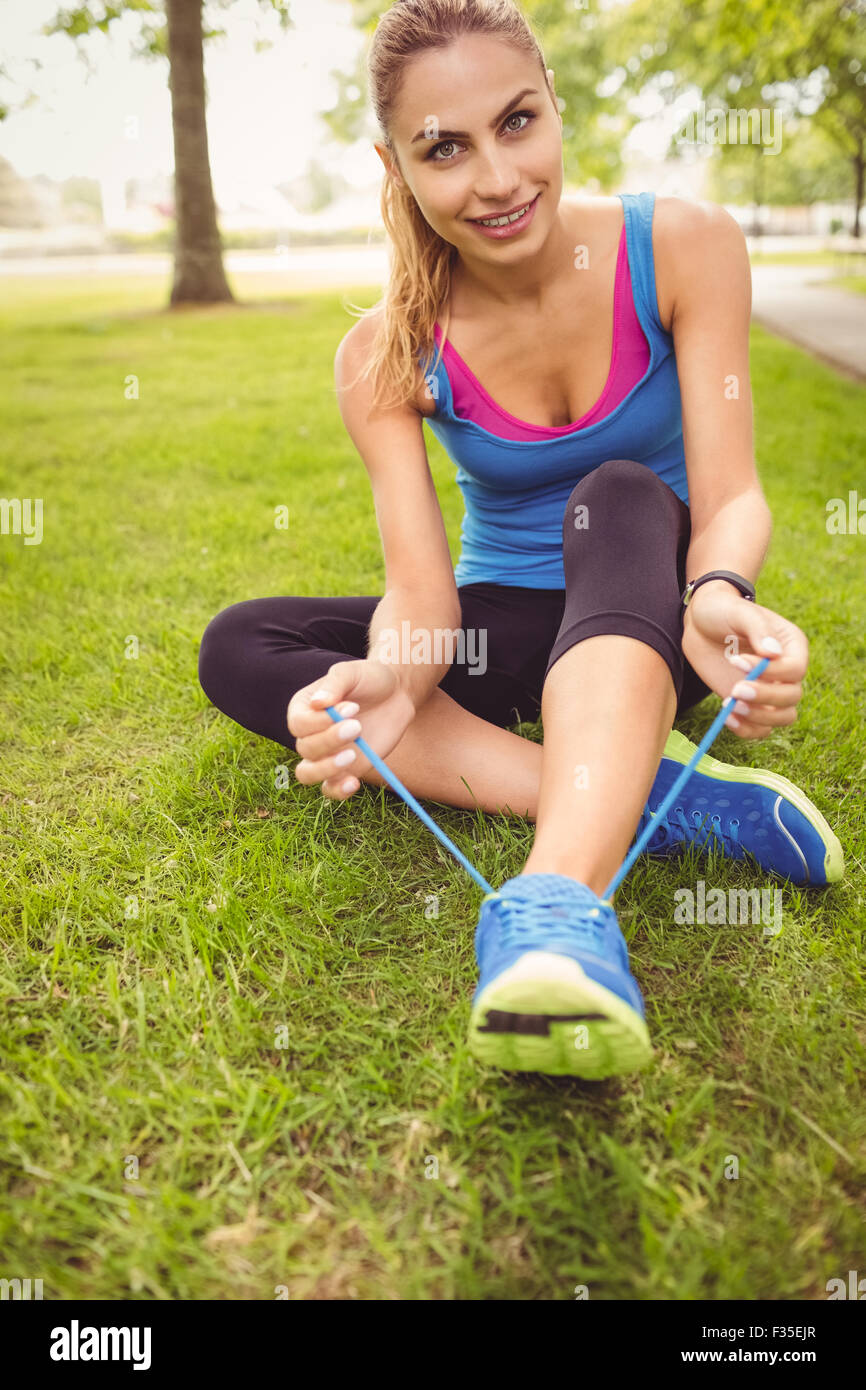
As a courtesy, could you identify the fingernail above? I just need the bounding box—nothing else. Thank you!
[311,689,333,703]
[341,777,358,793]
[760,637,782,654]
[334,748,356,767]
[732,683,756,700]
[337,720,361,741]
[728,654,753,672]
[734,700,752,715]
[341,702,360,716]
[726,713,741,728]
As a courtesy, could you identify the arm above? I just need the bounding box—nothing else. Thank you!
[366,585,463,711]
[666,198,771,596]
[660,198,807,737]
[334,315,462,712]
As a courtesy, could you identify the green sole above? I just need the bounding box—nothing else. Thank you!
[660,729,845,884]
[468,951,652,1079]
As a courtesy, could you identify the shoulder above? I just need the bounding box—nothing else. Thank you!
[335,302,430,419]
[651,196,750,328]
[652,193,746,249]
[334,302,383,377]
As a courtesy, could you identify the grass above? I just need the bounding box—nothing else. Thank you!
[748,249,866,266]
[817,274,866,297]
[747,247,866,294]
[1,271,864,1301]
[749,248,866,295]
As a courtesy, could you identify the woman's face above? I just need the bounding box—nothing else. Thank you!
[378,33,563,260]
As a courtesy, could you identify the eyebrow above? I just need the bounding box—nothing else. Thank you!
[410,87,539,145]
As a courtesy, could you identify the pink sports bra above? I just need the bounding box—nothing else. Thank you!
[432,223,650,441]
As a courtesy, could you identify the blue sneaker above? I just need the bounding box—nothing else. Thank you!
[468,873,652,1078]
[634,730,845,886]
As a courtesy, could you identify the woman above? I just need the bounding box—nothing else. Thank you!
[198,0,843,1080]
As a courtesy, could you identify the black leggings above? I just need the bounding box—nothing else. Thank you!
[198,458,712,754]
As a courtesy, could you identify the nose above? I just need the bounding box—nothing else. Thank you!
[472,143,521,204]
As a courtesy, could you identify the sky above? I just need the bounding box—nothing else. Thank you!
[0,0,382,202]
[0,0,692,205]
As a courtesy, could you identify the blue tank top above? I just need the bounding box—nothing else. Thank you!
[418,190,688,588]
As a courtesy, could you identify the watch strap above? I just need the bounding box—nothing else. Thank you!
[681,569,756,609]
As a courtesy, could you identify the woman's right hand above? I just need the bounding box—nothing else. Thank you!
[287,658,417,800]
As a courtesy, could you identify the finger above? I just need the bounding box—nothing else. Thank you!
[726,648,806,696]
[725,714,770,741]
[727,721,769,742]
[289,694,359,743]
[731,624,808,684]
[321,772,360,800]
[294,741,367,786]
[726,706,797,738]
[728,701,798,728]
[295,715,362,764]
[730,648,803,685]
[728,678,803,710]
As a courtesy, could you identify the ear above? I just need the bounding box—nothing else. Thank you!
[546,67,562,121]
[374,141,404,186]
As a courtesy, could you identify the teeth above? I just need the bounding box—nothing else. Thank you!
[477,201,531,227]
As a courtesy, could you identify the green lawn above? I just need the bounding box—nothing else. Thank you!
[820,274,866,296]
[1,272,864,1301]
[747,247,866,294]
[748,249,865,266]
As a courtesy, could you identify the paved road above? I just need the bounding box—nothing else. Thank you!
[3,246,864,380]
[0,246,389,286]
[750,263,866,381]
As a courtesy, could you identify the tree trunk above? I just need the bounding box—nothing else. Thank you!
[166,0,233,303]
[853,147,864,239]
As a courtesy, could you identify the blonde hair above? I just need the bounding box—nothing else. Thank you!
[346,0,550,413]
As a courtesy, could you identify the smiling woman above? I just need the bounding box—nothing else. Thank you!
[358,2,568,412]
[197,0,844,1082]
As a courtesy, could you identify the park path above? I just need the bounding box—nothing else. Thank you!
[2,245,864,380]
[750,263,866,381]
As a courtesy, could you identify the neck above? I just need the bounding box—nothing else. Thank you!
[450,200,576,313]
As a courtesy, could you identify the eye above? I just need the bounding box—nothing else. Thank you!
[427,138,461,163]
[426,109,537,162]
[503,110,535,135]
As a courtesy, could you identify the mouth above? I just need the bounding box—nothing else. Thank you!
[468,193,540,228]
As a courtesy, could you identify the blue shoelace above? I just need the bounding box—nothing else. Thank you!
[642,806,741,854]
[485,885,607,956]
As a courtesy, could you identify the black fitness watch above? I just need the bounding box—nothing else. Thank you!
[680,569,756,611]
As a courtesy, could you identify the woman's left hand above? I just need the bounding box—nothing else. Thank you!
[681,586,808,740]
